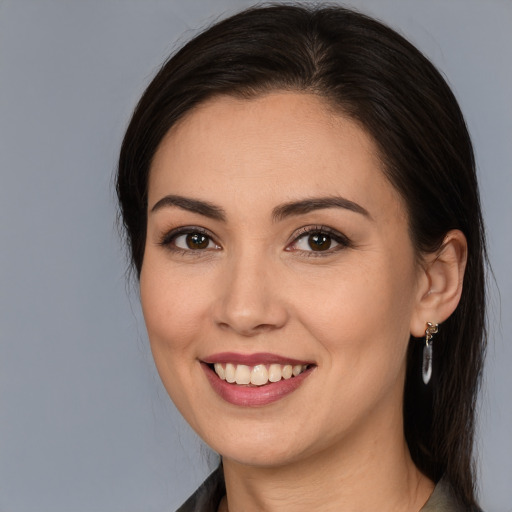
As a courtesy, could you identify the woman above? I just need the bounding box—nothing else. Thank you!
[117,5,486,511]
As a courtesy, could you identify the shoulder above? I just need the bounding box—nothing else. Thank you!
[176,470,484,512]
[421,478,484,512]
[175,466,225,512]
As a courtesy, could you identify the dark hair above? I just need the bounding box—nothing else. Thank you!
[117,4,487,507]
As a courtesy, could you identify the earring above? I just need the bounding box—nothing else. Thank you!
[422,322,438,385]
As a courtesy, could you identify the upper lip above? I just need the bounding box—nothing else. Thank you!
[201,352,314,366]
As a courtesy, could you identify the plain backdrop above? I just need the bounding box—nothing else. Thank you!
[0,1,511,510]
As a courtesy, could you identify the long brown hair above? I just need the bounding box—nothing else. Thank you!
[117,5,487,507]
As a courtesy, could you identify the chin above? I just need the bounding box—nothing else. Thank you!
[218,441,305,468]
[197,418,329,469]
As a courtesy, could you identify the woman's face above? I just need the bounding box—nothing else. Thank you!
[140,92,424,467]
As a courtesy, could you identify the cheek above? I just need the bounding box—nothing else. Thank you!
[139,260,214,429]
[140,259,210,353]
[292,250,418,374]
[287,257,418,441]
[139,262,213,422]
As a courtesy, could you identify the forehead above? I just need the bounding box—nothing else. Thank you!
[148,92,402,219]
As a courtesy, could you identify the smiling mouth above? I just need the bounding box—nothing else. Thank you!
[207,362,313,386]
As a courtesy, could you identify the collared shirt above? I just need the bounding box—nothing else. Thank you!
[176,467,478,511]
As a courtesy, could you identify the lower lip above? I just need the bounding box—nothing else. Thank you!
[202,363,314,407]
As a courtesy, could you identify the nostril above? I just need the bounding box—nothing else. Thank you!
[254,323,279,333]
[215,320,282,337]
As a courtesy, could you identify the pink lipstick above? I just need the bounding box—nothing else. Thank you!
[201,352,315,407]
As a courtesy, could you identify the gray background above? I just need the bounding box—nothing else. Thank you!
[0,0,510,510]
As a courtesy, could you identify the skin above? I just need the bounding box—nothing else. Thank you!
[140,92,467,511]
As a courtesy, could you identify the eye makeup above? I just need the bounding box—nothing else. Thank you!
[286,225,353,256]
[156,222,353,260]
[158,225,221,256]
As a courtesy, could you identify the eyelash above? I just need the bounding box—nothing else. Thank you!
[287,225,352,256]
[158,225,352,256]
[158,226,220,256]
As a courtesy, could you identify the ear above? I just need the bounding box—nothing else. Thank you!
[410,230,468,338]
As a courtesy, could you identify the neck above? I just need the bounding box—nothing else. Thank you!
[220,402,433,512]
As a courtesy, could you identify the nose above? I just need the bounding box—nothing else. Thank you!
[213,253,289,337]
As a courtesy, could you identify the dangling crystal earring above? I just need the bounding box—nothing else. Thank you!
[422,322,439,385]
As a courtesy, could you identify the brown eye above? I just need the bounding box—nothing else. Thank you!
[308,233,332,251]
[169,230,220,251]
[186,233,209,249]
[288,227,350,255]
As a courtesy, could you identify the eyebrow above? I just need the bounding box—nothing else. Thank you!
[150,195,226,221]
[272,196,371,222]
[150,194,370,222]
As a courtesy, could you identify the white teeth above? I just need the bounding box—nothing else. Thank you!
[225,363,236,383]
[214,363,225,380]
[268,364,282,383]
[212,362,309,385]
[250,365,269,386]
[282,365,293,379]
[234,364,251,385]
